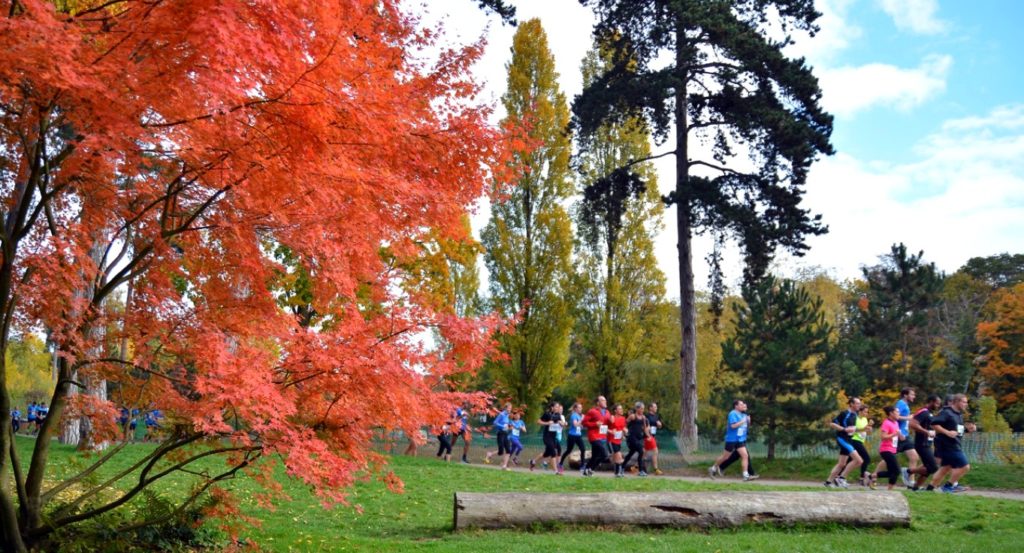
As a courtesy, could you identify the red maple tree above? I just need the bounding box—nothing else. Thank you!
[0,1,506,548]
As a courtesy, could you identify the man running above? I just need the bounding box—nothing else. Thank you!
[895,388,922,487]
[532,402,565,474]
[909,394,942,490]
[560,402,586,472]
[436,411,454,463]
[452,406,473,464]
[484,402,513,469]
[826,396,863,488]
[709,400,758,481]
[927,394,976,493]
[582,396,612,476]
[644,402,663,475]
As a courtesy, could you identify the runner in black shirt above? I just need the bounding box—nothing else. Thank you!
[927,394,976,492]
[622,402,650,476]
[908,394,942,490]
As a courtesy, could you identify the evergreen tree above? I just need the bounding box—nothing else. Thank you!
[481,19,575,418]
[838,244,945,393]
[573,42,672,404]
[721,275,833,460]
[573,0,834,450]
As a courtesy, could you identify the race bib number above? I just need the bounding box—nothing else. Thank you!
[550,423,563,433]
[957,424,965,436]
[512,428,520,437]
[650,427,657,435]
[613,430,623,440]
[599,424,608,435]
[891,436,898,447]
[737,426,747,438]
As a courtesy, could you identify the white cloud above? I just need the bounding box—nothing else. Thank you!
[818,54,952,118]
[783,104,1024,280]
[785,0,862,66]
[877,0,948,35]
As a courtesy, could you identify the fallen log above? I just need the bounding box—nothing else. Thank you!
[453,491,909,531]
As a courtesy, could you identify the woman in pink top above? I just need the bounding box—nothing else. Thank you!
[869,406,902,490]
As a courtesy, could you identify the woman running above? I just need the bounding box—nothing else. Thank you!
[622,402,649,476]
[532,402,565,474]
[851,404,873,486]
[508,410,526,466]
[560,402,587,472]
[608,404,627,477]
[869,406,902,490]
[436,412,453,462]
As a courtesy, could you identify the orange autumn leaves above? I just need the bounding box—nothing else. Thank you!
[1,0,508,513]
[977,283,1024,410]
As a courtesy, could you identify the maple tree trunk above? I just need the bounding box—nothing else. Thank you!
[453,491,910,530]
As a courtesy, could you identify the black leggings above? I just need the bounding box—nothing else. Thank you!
[561,434,586,467]
[496,431,511,456]
[623,441,646,473]
[586,440,610,470]
[851,440,871,477]
[436,433,452,457]
[877,451,900,485]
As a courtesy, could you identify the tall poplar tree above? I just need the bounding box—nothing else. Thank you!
[574,43,672,404]
[574,0,834,450]
[482,19,574,418]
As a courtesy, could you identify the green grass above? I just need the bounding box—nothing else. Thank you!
[16,436,1024,552]
[684,455,1024,490]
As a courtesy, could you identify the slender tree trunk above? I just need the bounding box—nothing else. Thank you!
[674,17,698,454]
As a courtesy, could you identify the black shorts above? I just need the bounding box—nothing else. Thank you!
[610,442,622,453]
[938,449,969,469]
[496,431,511,456]
[725,441,747,452]
[542,432,560,457]
[897,439,915,453]
[915,444,938,474]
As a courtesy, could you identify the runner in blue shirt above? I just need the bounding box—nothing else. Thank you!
[559,402,587,472]
[895,387,921,487]
[708,400,757,481]
[11,407,21,434]
[826,396,864,488]
[484,402,513,469]
[508,411,527,465]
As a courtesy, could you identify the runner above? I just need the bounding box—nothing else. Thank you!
[644,402,664,475]
[582,396,613,476]
[825,396,863,488]
[508,410,526,465]
[622,402,649,476]
[895,388,922,487]
[452,405,473,464]
[26,402,36,435]
[708,400,758,481]
[531,402,565,474]
[559,402,586,472]
[10,406,21,434]
[484,402,513,469]
[868,406,902,490]
[850,404,873,486]
[608,404,627,477]
[909,394,942,490]
[927,394,976,493]
[436,411,453,463]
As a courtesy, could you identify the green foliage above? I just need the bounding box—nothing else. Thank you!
[961,252,1024,289]
[481,19,575,418]
[720,276,834,459]
[570,40,671,405]
[5,334,53,408]
[977,395,1012,433]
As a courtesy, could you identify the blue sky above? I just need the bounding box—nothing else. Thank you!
[437,0,1024,292]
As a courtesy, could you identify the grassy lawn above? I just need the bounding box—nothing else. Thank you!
[15,436,1024,552]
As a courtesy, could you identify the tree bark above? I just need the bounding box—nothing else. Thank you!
[453,491,910,531]
[675,12,698,454]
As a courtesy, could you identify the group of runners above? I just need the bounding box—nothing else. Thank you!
[9,401,48,434]
[826,388,976,493]
[437,396,665,477]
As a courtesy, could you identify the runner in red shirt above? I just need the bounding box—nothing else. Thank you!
[582,396,613,476]
[608,404,627,477]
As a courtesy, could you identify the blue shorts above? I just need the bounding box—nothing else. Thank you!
[938,449,969,469]
[836,436,855,454]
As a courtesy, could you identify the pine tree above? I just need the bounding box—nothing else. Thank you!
[573,42,671,404]
[574,0,834,450]
[481,19,575,418]
[721,276,833,459]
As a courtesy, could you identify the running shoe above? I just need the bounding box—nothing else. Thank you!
[529,459,536,471]
[707,465,719,479]
[616,471,625,478]
[654,469,663,476]
[947,483,969,493]
[638,471,648,477]
[461,458,470,464]
[940,482,956,494]
[512,458,519,466]
[900,467,912,487]
[743,474,759,482]
[583,468,593,477]
[629,466,639,474]
[836,477,850,489]
[483,455,492,464]
[824,480,834,488]
[557,465,564,475]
